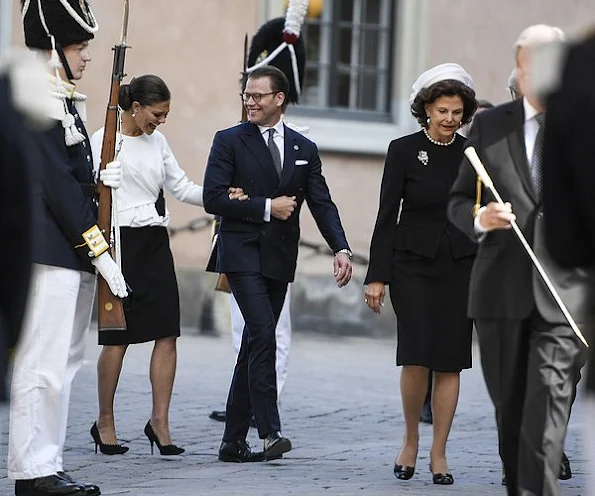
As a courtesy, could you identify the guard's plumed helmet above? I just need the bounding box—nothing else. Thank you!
[248,17,306,104]
[21,0,98,50]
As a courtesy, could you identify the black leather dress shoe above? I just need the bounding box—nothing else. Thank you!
[15,475,85,495]
[501,452,571,486]
[263,432,292,460]
[57,472,100,496]
[420,400,433,425]
[218,440,265,463]
[208,410,226,422]
[559,452,572,480]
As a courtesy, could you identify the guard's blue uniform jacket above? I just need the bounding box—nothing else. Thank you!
[32,96,98,274]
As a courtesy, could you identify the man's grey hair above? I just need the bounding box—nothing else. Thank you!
[514,24,565,53]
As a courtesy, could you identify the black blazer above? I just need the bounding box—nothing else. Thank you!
[543,35,595,269]
[365,131,476,285]
[448,99,595,324]
[0,75,35,400]
[203,121,350,283]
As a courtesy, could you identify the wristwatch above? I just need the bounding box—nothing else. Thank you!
[335,248,353,260]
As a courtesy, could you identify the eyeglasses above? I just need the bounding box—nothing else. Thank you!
[241,91,279,103]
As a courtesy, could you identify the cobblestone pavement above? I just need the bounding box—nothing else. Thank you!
[0,330,590,495]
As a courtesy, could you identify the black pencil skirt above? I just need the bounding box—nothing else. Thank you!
[98,226,181,346]
[388,233,474,372]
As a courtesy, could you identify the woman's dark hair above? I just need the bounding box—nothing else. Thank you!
[247,65,290,111]
[410,79,478,127]
[119,74,171,111]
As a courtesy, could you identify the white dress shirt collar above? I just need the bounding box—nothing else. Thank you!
[258,119,285,138]
[522,97,540,123]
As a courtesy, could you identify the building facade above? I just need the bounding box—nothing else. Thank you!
[10,0,593,282]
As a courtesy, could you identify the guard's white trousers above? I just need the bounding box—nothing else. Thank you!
[8,264,96,479]
[230,284,292,400]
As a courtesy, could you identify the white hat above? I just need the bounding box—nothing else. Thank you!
[409,63,474,105]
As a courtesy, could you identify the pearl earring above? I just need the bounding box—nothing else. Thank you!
[426,117,430,125]
[132,112,136,117]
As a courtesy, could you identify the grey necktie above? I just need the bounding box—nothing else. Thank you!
[267,128,282,177]
[531,113,545,200]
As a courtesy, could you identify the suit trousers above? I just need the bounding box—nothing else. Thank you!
[475,310,586,496]
[223,272,288,442]
[8,264,96,479]
[230,284,292,401]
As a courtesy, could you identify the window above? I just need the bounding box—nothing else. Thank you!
[300,0,395,121]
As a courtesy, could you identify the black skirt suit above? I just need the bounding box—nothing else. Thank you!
[365,131,476,372]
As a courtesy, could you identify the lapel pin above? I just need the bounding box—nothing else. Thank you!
[294,145,299,150]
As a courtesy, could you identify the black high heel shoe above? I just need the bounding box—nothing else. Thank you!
[430,463,454,485]
[90,421,129,455]
[394,463,415,480]
[144,421,185,455]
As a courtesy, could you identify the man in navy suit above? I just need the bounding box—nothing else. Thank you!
[204,65,352,462]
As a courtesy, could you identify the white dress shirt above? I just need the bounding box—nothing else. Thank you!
[475,97,541,235]
[258,119,285,222]
[90,128,203,227]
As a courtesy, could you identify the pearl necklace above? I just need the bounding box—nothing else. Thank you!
[423,128,456,146]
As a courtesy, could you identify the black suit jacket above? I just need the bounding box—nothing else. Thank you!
[448,99,594,324]
[542,34,595,390]
[203,121,350,283]
[365,131,476,284]
[0,75,35,400]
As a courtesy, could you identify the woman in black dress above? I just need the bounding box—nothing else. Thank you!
[364,64,478,484]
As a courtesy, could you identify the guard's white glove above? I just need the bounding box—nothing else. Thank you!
[99,160,122,189]
[91,252,128,298]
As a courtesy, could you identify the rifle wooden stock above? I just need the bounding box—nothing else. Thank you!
[97,10,130,332]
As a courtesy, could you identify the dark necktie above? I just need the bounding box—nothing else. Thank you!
[267,128,282,177]
[531,113,545,200]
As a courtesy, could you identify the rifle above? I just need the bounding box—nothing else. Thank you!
[96,0,130,331]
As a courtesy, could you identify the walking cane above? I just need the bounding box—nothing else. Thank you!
[464,146,589,348]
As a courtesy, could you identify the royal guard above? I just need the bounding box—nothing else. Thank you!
[9,1,127,495]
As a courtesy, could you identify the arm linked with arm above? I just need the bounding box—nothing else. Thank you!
[203,131,266,223]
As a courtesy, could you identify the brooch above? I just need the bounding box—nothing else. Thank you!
[417,150,429,166]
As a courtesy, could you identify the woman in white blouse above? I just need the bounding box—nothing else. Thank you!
[90,75,244,455]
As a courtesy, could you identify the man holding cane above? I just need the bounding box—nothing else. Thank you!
[448,24,590,496]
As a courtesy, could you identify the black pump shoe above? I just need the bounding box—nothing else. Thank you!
[144,421,185,455]
[90,422,129,455]
[430,464,454,485]
[394,463,415,480]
